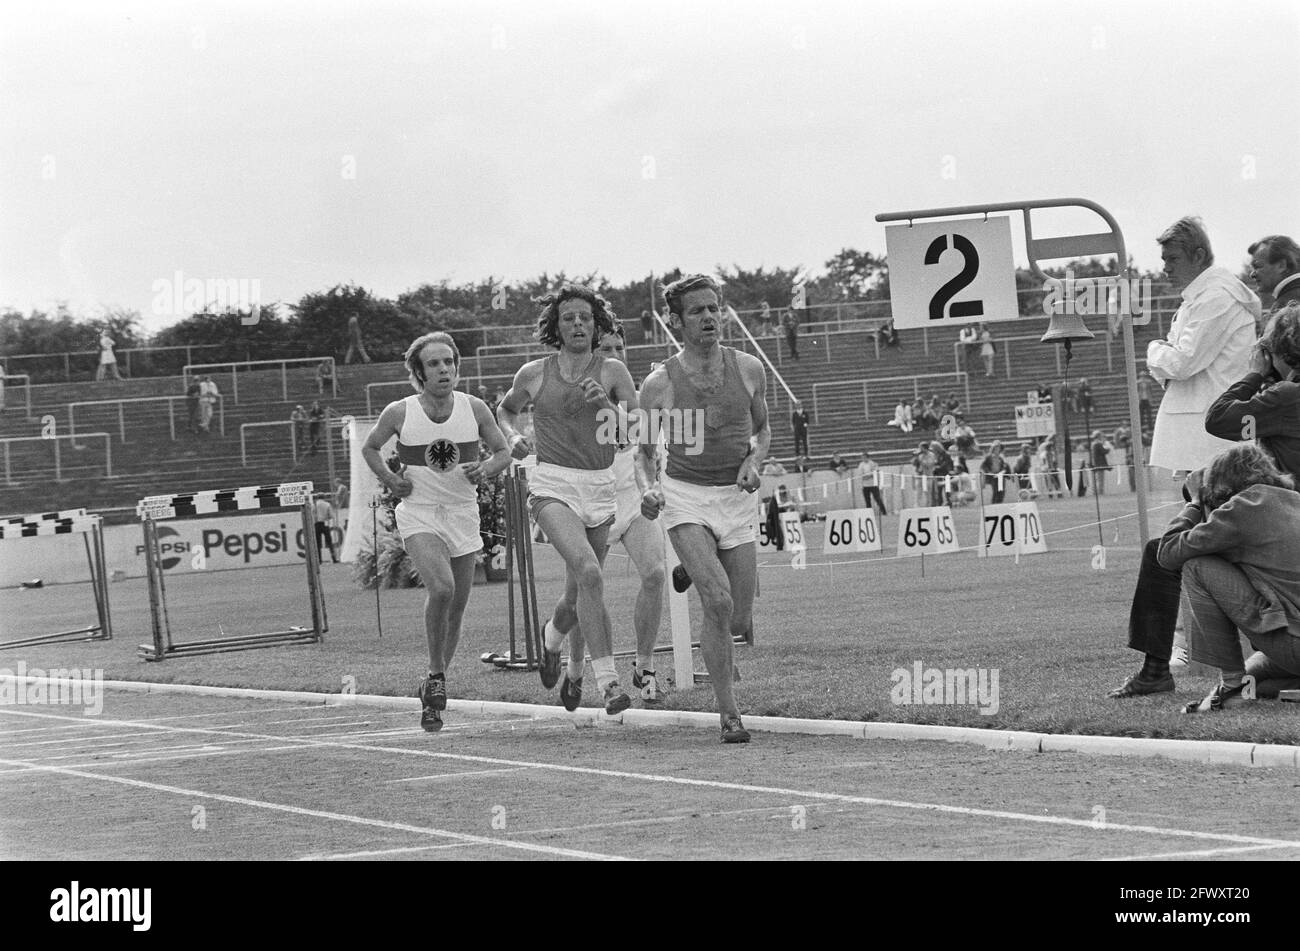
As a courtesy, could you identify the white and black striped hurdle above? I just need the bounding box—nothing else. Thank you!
[0,508,112,650]
[136,481,327,661]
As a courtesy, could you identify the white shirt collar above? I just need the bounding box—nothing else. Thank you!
[1272,272,1300,298]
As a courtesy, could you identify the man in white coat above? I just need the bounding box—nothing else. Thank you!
[1147,216,1260,474]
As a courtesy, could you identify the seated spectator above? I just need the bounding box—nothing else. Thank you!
[980,441,1010,504]
[760,458,787,476]
[794,455,811,474]
[887,399,914,433]
[915,398,938,431]
[1156,444,1300,711]
[316,360,337,395]
[877,319,899,348]
[1036,382,1053,403]
[943,392,961,415]
[828,451,849,476]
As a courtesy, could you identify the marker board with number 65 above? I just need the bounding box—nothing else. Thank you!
[896,506,960,556]
[821,508,882,555]
[884,217,1020,330]
[980,502,1047,557]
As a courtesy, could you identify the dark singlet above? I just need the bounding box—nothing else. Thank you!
[664,347,752,486]
[532,353,616,471]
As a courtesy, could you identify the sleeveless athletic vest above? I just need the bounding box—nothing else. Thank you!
[394,392,479,506]
[664,347,752,486]
[532,353,616,471]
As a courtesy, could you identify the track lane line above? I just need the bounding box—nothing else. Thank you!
[3,706,1295,850]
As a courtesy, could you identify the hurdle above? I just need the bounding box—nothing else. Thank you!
[0,508,112,650]
[136,481,326,661]
[482,467,543,670]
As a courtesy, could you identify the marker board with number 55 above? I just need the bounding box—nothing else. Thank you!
[884,217,1019,330]
[980,502,1048,557]
[896,506,960,555]
[821,508,883,555]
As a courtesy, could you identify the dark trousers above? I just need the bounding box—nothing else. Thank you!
[862,486,886,515]
[786,330,799,360]
[315,522,338,563]
[1127,537,1181,659]
[794,430,808,456]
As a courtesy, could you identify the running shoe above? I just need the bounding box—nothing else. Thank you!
[540,646,563,689]
[417,675,445,732]
[1169,645,1190,669]
[671,564,693,593]
[559,673,583,712]
[632,666,660,703]
[603,682,632,715]
[720,716,751,744]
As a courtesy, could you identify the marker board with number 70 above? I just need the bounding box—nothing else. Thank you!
[980,502,1048,557]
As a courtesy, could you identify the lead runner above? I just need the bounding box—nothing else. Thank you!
[362,332,512,732]
[638,274,770,743]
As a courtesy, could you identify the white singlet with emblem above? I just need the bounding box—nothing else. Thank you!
[397,392,479,506]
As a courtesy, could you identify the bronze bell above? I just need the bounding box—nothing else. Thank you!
[1040,312,1095,344]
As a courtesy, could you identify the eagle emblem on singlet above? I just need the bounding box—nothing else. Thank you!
[424,439,460,471]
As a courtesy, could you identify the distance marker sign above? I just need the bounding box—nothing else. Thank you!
[884,217,1019,330]
[980,502,1048,557]
[821,507,883,555]
[896,506,960,556]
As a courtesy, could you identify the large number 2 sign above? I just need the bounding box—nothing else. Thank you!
[924,234,983,321]
[882,217,1017,330]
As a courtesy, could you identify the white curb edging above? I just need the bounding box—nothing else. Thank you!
[3,676,1298,771]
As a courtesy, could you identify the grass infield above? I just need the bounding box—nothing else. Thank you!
[4,484,1299,745]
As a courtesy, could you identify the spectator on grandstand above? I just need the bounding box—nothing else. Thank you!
[980,441,1010,503]
[828,451,850,476]
[794,455,811,474]
[759,300,772,335]
[760,458,787,476]
[1090,430,1112,495]
[877,318,899,348]
[926,394,943,425]
[912,397,934,431]
[943,393,961,416]
[1148,444,1300,711]
[641,308,655,343]
[1247,235,1300,315]
[957,325,978,369]
[791,400,810,455]
[1038,435,1063,498]
[931,440,954,505]
[198,375,219,434]
[185,377,202,434]
[887,398,914,433]
[1035,382,1053,403]
[345,313,371,364]
[1147,216,1259,475]
[308,401,326,454]
[954,418,977,456]
[290,404,308,452]
[977,324,996,377]
[857,450,886,515]
[783,308,800,360]
[0,360,6,413]
[96,327,124,381]
[316,359,337,395]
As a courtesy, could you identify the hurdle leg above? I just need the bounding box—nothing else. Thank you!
[141,518,168,660]
[518,470,542,668]
[301,501,326,640]
[504,472,519,661]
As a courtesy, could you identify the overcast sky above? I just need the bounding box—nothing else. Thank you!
[3,0,1297,332]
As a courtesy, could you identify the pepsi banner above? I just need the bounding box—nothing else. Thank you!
[0,513,340,586]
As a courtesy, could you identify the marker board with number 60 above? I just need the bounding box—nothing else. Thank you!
[896,506,960,555]
[980,502,1047,557]
[884,217,1020,330]
[821,508,883,555]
